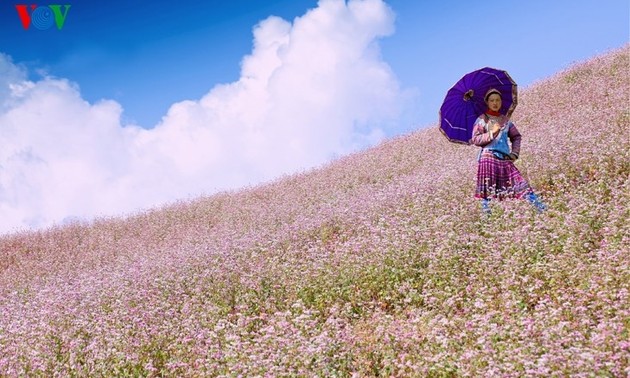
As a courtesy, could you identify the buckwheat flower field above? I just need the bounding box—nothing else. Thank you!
[1,46,628,377]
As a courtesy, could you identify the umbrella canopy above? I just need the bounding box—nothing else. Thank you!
[439,67,517,145]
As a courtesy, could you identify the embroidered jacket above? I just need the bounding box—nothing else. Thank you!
[470,114,521,160]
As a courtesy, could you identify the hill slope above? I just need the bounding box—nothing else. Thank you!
[1,46,628,376]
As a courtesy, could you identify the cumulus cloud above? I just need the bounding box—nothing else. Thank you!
[0,0,409,234]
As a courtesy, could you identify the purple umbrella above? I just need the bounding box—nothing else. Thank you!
[439,67,517,145]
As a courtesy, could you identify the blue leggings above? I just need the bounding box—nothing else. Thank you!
[481,192,546,213]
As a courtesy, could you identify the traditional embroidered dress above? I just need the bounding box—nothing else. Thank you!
[470,112,532,200]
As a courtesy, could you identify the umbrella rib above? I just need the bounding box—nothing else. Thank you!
[444,118,467,131]
[480,70,505,85]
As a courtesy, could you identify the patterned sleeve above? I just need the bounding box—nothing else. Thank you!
[470,117,494,146]
[508,122,522,157]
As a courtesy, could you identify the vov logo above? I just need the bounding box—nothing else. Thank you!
[16,4,71,30]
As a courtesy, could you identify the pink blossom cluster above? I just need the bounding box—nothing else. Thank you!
[0,45,628,377]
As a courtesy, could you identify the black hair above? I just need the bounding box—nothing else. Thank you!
[484,89,502,102]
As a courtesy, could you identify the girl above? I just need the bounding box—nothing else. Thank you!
[471,88,546,214]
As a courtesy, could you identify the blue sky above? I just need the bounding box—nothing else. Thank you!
[1,0,319,126]
[0,0,628,233]
[1,0,627,130]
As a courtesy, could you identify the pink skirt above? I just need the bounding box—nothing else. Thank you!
[474,152,532,200]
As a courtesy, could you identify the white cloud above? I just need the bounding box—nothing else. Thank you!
[0,53,28,111]
[0,0,409,234]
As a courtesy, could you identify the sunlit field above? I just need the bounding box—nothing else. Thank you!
[1,46,628,377]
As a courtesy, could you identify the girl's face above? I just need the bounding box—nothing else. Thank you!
[487,93,502,112]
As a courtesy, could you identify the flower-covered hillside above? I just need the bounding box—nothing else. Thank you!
[0,45,628,377]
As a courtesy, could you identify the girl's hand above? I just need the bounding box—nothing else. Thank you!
[490,121,501,136]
